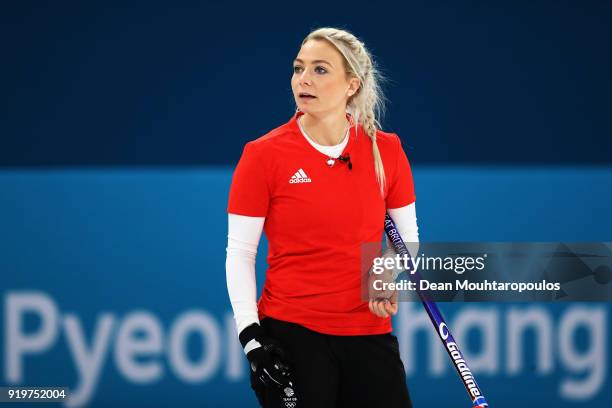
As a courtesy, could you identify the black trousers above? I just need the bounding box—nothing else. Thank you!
[251,317,413,408]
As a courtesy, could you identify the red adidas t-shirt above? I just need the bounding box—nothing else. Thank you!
[227,111,416,335]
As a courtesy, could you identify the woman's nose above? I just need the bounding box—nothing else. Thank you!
[298,69,312,85]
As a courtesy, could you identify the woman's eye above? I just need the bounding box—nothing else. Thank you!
[292,66,327,74]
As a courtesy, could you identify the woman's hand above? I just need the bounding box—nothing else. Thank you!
[239,323,293,388]
[367,267,399,318]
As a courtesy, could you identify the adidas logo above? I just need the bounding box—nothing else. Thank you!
[289,168,312,184]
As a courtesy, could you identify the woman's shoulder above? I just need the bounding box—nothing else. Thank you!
[367,128,414,164]
[241,118,296,154]
[371,128,402,153]
[375,128,400,142]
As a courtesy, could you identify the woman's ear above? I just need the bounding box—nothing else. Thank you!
[347,77,361,96]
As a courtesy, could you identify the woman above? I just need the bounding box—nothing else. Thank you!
[226,27,419,408]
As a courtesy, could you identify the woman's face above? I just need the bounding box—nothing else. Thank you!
[291,39,359,116]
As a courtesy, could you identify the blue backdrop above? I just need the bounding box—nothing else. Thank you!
[1,1,611,166]
[1,167,611,407]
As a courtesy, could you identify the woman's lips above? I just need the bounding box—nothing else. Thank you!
[299,95,317,101]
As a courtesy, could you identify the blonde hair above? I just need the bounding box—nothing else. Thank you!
[301,27,388,196]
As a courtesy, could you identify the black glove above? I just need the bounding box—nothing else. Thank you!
[239,323,300,408]
[239,323,293,388]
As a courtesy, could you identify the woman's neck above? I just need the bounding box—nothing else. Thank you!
[299,111,351,146]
